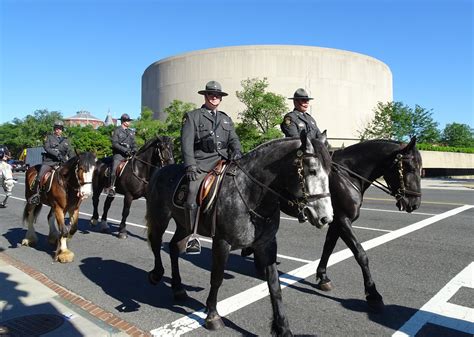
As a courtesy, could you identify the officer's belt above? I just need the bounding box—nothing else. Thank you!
[195,140,227,153]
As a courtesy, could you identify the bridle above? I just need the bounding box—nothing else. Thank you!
[332,152,422,201]
[131,143,172,184]
[232,149,331,219]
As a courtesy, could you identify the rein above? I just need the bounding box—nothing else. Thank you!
[130,146,166,185]
[332,153,421,201]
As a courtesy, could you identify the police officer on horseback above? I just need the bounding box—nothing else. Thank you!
[181,81,242,254]
[0,145,11,162]
[281,88,322,139]
[29,120,75,205]
[107,113,137,197]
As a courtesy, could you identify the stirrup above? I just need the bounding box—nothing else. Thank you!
[29,194,40,205]
[107,187,116,197]
[185,237,201,255]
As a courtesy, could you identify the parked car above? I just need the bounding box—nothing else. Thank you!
[9,160,29,172]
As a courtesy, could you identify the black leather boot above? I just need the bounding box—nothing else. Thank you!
[108,174,116,197]
[29,177,41,205]
[184,204,201,254]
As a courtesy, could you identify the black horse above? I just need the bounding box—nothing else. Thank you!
[313,137,422,310]
[90,136,174,238]
[146,132,333,336]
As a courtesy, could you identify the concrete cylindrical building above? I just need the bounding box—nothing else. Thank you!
[142,45,392,146]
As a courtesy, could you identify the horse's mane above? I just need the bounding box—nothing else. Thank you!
[137,135,172,155]
[335,139,403,156]
[243,137,332,172]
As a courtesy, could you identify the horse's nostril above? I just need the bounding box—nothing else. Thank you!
[321,217,329,225]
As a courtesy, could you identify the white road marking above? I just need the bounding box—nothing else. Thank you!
[150,205,474,336]
[393,262,474,336]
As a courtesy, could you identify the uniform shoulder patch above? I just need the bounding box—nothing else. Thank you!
[284,116,292,125]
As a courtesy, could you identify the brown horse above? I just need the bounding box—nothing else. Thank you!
[22,152,96,263]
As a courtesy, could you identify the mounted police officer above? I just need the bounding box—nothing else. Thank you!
[29,120,75,205]
[0,144,11,161]
[181,80,242,254]
[107,113,137,197]
[281,88,322,139]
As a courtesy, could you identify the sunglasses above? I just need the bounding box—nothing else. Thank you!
[206,93,223,98]
[296,99,310,103]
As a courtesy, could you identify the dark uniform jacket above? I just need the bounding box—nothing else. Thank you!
[181,106,241,172]
[280,109,322,138]
[111,127,137,158]
[43,134,75,165]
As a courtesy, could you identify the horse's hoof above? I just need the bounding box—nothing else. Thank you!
[57,250,74,263]
[21,239,36,247]
[367,296,385,312]
[317,281,333,291]
[205,314,225,330]
[148,271,163,285]
[173,288,188,301]
[0,203,6,208]
[90,218,98,226]
[117,232,128,239]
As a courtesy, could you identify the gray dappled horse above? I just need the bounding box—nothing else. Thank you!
[90,136,174,238]
[146,132,333,336]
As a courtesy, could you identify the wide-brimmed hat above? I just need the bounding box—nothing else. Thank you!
[53,120,64,130]
[198,81,228,97]
[119,113,133,122]
[288,88,313,100]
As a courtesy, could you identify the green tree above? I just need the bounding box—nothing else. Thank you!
[441,123,474,147]
[67,125,112,157]
[359,101,440,143]
[161,100,197,162]
[236,78,287,134]
[133,106,168,146]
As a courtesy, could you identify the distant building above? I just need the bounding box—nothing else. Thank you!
[64,110,104,129]
[104,110,117,126]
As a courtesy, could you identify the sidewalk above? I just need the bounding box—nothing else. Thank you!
[421,177,474,190]
[0,253,149,337]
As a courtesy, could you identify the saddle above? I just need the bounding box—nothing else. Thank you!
[173,160,228,213]
[105,159,129,178]
[31,166,56,192]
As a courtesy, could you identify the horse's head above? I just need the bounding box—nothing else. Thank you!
[74,152,96,199]
[382,137,422,213]
[284,131,333,228]
[155,136,175,166]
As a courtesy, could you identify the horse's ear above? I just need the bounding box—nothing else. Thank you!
[75,148,79,156]
[318,130,328,145]
[402,136,417,153]
[300,130,314,153]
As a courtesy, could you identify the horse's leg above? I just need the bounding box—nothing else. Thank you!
[316,219,342,291]
[255,238,292,336]
[90,180,102,226]
[98,195,114,233]
[53,206,74,263]
[47,208,59,246]
[69,207,80,237]
[338,218,384,311]
[205,238,230,331]
[21,203,40,247]
[168,223,190,300]
[117,194,133,239]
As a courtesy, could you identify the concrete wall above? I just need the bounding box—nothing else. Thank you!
[142,45,393,147]
[420,151,474,169]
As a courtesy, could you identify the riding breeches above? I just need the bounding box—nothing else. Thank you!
[185,171,207,208]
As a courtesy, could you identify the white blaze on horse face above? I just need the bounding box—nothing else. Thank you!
[304,156,333,227]
[79,165,95,198]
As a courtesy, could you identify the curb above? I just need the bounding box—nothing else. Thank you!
[0,252,151,337]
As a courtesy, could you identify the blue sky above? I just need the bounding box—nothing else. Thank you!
[1,0,472,130]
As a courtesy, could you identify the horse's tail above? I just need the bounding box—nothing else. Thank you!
[22,203,42,227]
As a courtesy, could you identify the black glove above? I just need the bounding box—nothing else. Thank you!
[125,150,132,157]
[186,165,198,181]
[230,150,242,161]
[57,154,64,163]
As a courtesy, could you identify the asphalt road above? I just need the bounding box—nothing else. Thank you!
[1,172,473,337]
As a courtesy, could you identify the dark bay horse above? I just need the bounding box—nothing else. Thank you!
[146,132,333,336]
[90,136,174,238]
[22,152,96,263]
[314,137,422,310]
